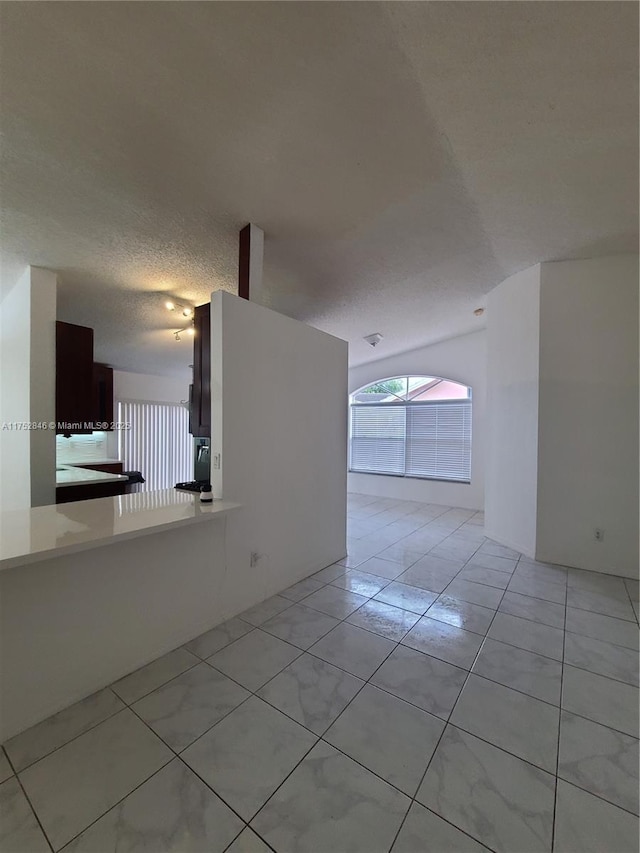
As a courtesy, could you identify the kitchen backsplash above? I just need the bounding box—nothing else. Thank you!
[56,432,110,463]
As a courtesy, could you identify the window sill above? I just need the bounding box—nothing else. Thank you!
[348,470,471,485]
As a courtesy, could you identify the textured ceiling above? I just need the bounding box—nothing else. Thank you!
[1,2,637,378]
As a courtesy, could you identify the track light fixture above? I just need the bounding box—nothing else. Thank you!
[164,297,195,340]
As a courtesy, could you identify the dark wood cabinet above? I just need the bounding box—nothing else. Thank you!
[56,321,94,434]
[56,322,115,434]
[191,303,210,437]
[56,480,128,504]
[73,462,124,475]
[92,363,114,429]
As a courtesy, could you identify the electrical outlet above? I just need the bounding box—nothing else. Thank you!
[213,453,221,470]
[594,528,605,542]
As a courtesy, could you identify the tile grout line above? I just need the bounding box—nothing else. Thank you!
[1,746,56,853]
[551,559,569,853]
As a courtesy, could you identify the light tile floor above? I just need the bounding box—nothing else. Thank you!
[1,493,638,853]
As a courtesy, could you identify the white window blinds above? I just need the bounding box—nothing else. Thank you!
[117,400,192,491]
[350,401,472,482]
[350,406,406,475]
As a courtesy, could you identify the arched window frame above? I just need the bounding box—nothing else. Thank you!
[349,375,472,483]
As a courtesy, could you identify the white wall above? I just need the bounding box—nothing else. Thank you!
[0,267,31,512]
[347,331,486,510]
[29,268,57,507]
[0,519,230,741]
[0,266,56,511]
[485,265,541,556]
[113,370,188,405]
[536,256,639,577]
[211,291,348,612]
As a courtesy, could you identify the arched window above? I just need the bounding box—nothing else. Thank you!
[349,376,472,482]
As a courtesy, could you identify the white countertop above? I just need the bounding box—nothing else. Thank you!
[56,464,129,488]
[0,489,241,571]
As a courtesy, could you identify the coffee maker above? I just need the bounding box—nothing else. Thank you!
[194,437,210,482]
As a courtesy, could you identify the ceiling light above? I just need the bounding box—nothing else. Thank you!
[173,317,195,342]
[363,333,383,348]
[165,301,176,311]
[182,307,193,317]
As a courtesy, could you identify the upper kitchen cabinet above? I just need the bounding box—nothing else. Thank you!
[56,323,115,434]
[191,303,210,437]
[56,321,94,434]
[92,363,114,429]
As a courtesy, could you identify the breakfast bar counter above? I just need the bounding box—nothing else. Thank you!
[0,490,242,742]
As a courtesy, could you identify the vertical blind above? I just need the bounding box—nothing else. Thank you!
[117,400,192,491]
[350,400,472,482]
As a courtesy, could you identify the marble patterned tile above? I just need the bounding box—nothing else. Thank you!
[346,599,420,641]
[19,709,172,851]
[562,666,639,738]
[567,569,630,598]
[488,611,564,660]
[309,622,396,680]
[258,653,364,734]
[451,674,559,772]
[184,617,254,659]
[182,696,316,821]
[558,711,639,815]
[498,591,566,629]
[251,740,410,853]
[371,645,467,719]
[324,684,445,795]
[301,585,369,618]
[391,801,490,852]
[131,661,249,751]
[373,581,438,614]
[565,607,639,650]
[375,544,425,569]
[456,566,510,590]
[330,569,390,597]
[514,560,568,585]
[402,616,483,669]
[207,629,301,692]
[441,578,504,609]
[417,725,555,853]
[62,759,243,852]
[0,777,50,853]
[554,779,639,853]
[356,556,407,580]
[478,541,521,560]
[427,595,495,635]
[624,578,639,603]
[465,553,517,574]
[564,632,639,686]
[226,828,272,853]
[429,541,480,563]
[238,595,293,626]
[279,577,326,602]
[507,573,566,604]
[260,603,339,650]
[311,563,348,583]
[566,586,636,622]
[399,565,460,595]
[112,647,200,705]
[0,749,14,783]
[472,638,563,704]
[4,688,125,772]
